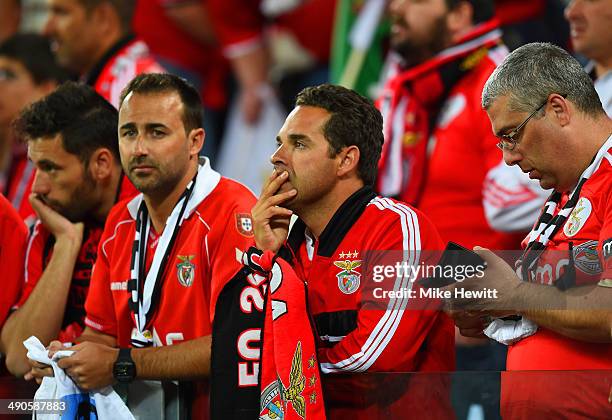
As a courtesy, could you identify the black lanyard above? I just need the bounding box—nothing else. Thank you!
[128,172,198,332]
[520,178,587,283]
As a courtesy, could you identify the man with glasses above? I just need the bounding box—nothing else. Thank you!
[444,42,612,418]
[494,99,547,151]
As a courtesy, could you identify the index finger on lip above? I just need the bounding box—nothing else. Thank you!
[262,170,288,198]
[259,169,281,197]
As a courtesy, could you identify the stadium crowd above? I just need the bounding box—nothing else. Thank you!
[0,0,610,419]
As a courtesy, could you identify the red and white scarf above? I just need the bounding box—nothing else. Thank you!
[519,135,612,282]
[241,247,327,419]
[377,20,503,204]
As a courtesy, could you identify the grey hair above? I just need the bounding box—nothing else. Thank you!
[482,42,603,116]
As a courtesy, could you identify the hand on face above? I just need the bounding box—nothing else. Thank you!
[29,193,84,245]
[251,169,297,252]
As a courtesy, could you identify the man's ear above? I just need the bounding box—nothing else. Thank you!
[90,1,118,35]
[88,148,114,180]
[549,94,571,127]
[188,128,205,158]
[337,145,360,177]
[447,1,473,41]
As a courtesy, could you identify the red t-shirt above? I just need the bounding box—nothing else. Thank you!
[84,165,256,347]
[0,193,28,328]
[508,139,612,371]
[416,49,533,251]
[502,139,612,418]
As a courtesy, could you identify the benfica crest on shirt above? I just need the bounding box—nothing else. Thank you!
[334,259,362,294]
[236,213,254,237]
[564,197,592,237]
[176,255,195,287]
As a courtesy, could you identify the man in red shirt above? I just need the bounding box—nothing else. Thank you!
[379,0,547,250]
[248,84,454,418]
[447,42,612,418]
[1,83,136,377]
[43,0,163,107]
[28,74,256,403]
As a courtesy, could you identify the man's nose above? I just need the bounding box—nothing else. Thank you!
[270,143,286,166]
[564,0,581,22]
[31,170,51,195]
[42,15,56,37]
[132,135,149,156]
[503,149,522,167]
[388,0,405,16]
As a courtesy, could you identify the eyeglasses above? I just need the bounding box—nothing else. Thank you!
[496,100,547,151]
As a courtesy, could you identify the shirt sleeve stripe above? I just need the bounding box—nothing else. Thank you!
[320,197,421,373]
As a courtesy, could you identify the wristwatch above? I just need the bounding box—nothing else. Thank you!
[113,348,136,383]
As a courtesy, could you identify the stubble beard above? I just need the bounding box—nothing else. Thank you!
[59,171,99,223]
[391,16,450,69]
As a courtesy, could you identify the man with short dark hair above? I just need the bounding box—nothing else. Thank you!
[1,82,136,377]
[0,33,68,224]
[43,0,163,107]
[446,42,612,418]
[27,74,256,405]
[248,83,454,417]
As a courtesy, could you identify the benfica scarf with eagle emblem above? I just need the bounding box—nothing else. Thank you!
[211,247,326,419]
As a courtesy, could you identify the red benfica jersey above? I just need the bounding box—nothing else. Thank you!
[208,0,335,63]
[502,140,612,418]
[284,187,454,418]
[15,177,136,342]
[84,164,256,347]
[87,37,164,108]
[417,50,541,251]
[0,194,28,328]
